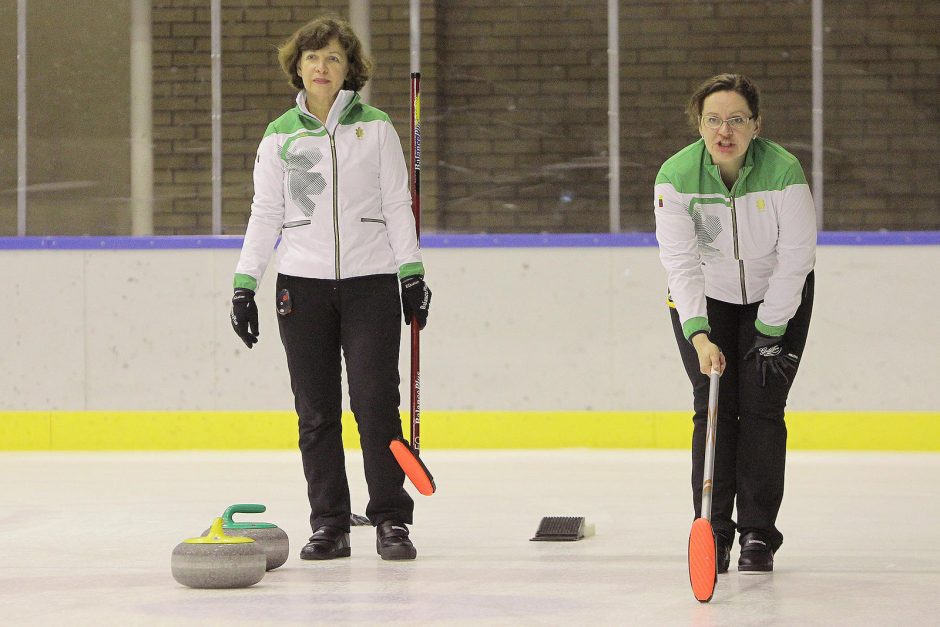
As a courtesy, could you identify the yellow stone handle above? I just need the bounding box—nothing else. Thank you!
[183,517,255,544]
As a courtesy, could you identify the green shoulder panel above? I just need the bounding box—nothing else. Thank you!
[341,102,392,125]
[262,121,278,139]
[655,140,703,185]
[656,138,807,197]
[742,138,808,192]
[263,107,324,138]
[655,140,726,196]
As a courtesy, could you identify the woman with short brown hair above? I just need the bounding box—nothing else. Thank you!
[231,15,431,562]
[655,73,816,575]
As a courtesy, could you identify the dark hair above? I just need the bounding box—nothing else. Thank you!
[686,74,761,131]
[277,15,373,92]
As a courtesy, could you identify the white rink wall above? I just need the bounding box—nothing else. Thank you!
[2,244,937,411]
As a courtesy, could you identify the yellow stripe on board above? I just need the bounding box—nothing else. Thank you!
[0,411,938,452]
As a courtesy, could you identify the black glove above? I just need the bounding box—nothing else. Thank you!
[231,288,259,348]
[744,332,798,387]
[400,276,431,329]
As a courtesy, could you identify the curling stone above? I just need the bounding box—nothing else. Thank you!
[202,504,289,571]
[171,517,266,589]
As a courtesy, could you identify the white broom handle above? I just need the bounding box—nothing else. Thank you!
[410,0,419,74]
[701,369,720,521]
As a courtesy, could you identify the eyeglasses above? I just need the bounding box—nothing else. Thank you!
[701,115,753,130]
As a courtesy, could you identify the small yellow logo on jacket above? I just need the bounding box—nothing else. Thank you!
[756,198,766,211]
[355,127,364,139]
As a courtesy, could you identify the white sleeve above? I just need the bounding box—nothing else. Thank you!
[378,121,422,272]
[757,178,817,331]
[655,181,708,332]
[234,133,284,289]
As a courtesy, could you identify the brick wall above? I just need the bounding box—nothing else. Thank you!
[435,0,611,232]
[821,0,939,229]
[151,0,939,234]
[151,0,437,234]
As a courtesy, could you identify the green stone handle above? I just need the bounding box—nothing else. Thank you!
[221,503,276,529]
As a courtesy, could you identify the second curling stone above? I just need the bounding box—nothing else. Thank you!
[203,504,289,571]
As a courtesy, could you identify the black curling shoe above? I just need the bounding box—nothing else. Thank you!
[376,520,417,560]
[738,532,774,573]
[300,525,351,560]
[717,538,731,574]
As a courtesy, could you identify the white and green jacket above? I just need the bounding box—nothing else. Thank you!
[234,90,423,290]
[654,137,816,341]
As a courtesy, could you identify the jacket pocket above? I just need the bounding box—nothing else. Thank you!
[360,217,386,225]
[283,219,311,229]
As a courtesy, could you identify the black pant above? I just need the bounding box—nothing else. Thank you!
[276,273,413,533]
[670,271,814,552]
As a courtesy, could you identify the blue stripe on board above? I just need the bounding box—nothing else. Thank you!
[0,236,246,250]
[425,233,660,247]
[817,231,940,246]
[0,231,937,250]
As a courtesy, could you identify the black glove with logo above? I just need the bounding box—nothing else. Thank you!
[231,288,259,348]
[400,276,431,329]
[744,332,798,387]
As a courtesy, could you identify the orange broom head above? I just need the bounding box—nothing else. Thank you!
[688,517,717,603]
[390,438,436,496]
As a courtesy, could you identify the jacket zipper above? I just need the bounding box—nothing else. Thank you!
[297,94,360,282]
[330,132,340,280]
[729,194,748,303]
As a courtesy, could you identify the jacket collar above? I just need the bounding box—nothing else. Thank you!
[700,137,757,195]
[295,90,360,131]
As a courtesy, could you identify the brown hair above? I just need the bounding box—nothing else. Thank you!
[277,15,373,92]
[686,74,761,131]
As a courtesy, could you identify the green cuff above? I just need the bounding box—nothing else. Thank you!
[233,273,258,291]
[755,318,787,337]
[682,316,711,342]
[398,262,425,280]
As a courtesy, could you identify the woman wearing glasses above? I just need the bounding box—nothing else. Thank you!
[654,74,816,574]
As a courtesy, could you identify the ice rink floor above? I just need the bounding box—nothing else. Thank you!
[2,449,938,626]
